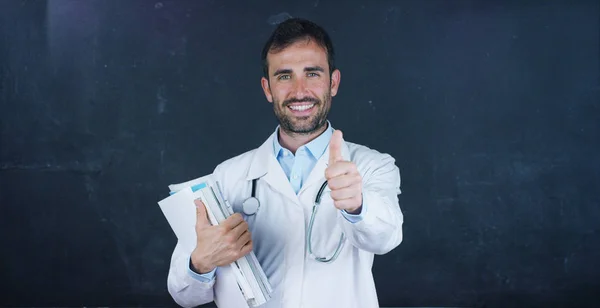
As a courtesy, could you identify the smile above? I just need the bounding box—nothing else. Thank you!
[288,104,315,111]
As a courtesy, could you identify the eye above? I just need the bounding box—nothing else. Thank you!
[307,72,319,77]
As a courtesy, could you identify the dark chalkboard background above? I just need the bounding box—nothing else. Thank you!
[1,0,599,307]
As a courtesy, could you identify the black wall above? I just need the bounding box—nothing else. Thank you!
[1,0,599,307]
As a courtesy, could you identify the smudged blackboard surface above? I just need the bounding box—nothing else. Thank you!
[1,0,599,307]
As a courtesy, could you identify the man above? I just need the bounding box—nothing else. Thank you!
[167,17,404,308]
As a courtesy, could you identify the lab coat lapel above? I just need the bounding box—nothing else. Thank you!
[246,132,299,205]
[300,137,352,195]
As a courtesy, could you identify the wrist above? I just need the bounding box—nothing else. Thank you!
[190,253,215,274]
[345,205,362,214]
[345,195,363,214]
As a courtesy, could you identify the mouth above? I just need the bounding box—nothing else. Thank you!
[287,103,316,117]
[288,103,315,112]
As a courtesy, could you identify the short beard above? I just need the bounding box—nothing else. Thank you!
[274,92,331,136]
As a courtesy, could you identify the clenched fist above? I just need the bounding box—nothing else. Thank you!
[190,199,253,274]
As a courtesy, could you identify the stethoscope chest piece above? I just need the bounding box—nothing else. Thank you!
[242,197,260,216]
[242,178,260,216]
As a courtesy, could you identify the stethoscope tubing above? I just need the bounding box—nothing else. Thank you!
[242,178,345,263]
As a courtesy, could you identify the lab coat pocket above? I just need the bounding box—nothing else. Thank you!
[307,190,346,258]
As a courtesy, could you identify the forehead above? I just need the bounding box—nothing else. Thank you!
[267,39,329,72]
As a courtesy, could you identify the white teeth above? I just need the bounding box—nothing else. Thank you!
[289,104,314,111]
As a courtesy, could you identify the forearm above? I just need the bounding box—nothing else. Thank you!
[337,156,404,254]
[338,189,403,254]
[167,242,215,307]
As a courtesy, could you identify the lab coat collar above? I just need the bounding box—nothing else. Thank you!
[246,129,298,203]
[246,129,279,181]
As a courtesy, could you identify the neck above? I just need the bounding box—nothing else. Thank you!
[278,122,328,154]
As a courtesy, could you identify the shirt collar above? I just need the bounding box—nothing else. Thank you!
[273,120,333,160]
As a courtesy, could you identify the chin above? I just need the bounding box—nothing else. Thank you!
[289,121,326,134]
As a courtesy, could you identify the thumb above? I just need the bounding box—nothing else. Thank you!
[329,129,344,165]
[194,199,211,227]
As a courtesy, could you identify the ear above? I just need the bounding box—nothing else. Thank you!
[261,77,273,103]
[330,69,341,97]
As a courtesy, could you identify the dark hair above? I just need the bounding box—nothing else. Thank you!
[261,18,336,79]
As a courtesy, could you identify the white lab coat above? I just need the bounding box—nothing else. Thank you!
[167,131,404,308]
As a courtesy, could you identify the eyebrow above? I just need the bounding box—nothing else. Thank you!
[305,66,325,73]
[273,66,325,76]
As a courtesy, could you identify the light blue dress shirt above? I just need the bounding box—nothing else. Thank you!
[187,122,366,282]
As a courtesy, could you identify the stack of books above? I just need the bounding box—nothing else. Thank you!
[158,174,273,308]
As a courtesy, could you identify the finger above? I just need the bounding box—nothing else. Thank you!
[230,220,249,239]
[330,185,360,201]
[328,129,344,166]
[194,199,211,227]
[334,197,362,211]
[221,212,245,230]
[328,174,361,191]
[240,240,254,256]
[236,230,252,248]
[325,161,357,180]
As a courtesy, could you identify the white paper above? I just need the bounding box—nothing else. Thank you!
[157,187,198,252]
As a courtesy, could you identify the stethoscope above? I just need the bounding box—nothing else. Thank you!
[242,178,345,263]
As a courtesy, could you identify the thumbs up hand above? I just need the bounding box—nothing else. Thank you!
[325,130,363,214]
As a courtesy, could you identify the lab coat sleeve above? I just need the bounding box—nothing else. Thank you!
[337,152,403,255]
[167,241,215,307]
[187,256,217,281]
[340,202,367,223]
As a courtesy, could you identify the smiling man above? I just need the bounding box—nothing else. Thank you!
[167,18,404,308]
[260,30,338,152]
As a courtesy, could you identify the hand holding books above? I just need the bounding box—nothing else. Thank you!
[190,199,254,274]
[158,174,273,307]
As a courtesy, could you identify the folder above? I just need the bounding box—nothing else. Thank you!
[158,174,273,308]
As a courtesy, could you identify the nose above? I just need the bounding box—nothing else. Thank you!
[291,77,309,97]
